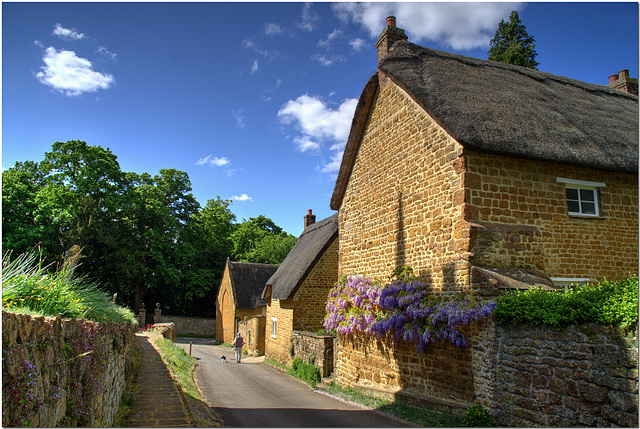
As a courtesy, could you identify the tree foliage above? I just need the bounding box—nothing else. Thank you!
[2,141,296,317]
[232,215,296,265]
[488,11,539,69]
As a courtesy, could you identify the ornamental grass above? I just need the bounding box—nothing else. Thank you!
[2,250,136,325]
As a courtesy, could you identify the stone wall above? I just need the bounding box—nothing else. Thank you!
[265,239,339,366]
[291,331,336,378]
[2,311,136,427]
[265,298,295,365]
[338,74,467,293]
[465,150,639,278]
[335,330,475,412]
[292,238,339,332]
[238,315,266,356]
[156,314,214,337]
[216,268,235,343]
[493,324,638,427]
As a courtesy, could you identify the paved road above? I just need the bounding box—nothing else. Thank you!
[175,337,412,427]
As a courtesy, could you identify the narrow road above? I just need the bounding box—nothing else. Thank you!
[175,337,411,427]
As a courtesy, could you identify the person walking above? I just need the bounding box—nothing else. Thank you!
[233,332,245,363]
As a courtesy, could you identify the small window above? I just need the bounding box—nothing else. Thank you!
[271,317,277,338]
[557,178,604,217]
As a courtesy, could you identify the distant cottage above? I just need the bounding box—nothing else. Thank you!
[330,16,638,416]
[262,210,339,367]
[215,259,278,344]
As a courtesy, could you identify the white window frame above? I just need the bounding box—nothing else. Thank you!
[271,317,277,338]
[552,277,591,292]
[557,178,605,217]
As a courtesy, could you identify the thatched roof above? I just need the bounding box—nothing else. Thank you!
[227,260,278,309]
[331,41,639,210]
[264,213,338,300]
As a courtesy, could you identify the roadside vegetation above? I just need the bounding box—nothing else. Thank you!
[153,337,223,427]
[1,249,136,325]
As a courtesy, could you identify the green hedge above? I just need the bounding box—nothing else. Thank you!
[493,277,638,332]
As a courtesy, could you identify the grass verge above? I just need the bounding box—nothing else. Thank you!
[154,337,201,400]
[153,337,223,427]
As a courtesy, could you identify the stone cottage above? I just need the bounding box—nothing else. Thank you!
[262,210,339,367]
[215,259,278,344]
[330,17,638,413]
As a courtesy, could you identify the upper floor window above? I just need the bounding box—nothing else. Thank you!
[557,178,605,217]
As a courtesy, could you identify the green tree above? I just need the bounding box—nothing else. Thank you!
[488,11,539,69]
[175,197,236,316]
[2,161,60,259]
[232,215,296,264]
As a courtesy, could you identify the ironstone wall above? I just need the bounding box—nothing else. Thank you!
[2,311,136,427]
[493,324,638,427]
[291,330,336,378]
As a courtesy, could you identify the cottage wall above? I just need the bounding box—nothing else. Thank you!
[238,316,266,356]
[265,239,339,365]
[265,298,295,365]
[215,270,235,343]
[338,74,467,293]
[464,150,639,278]
[292,239,339,332]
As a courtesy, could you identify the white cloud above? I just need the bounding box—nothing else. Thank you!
[298,3,319,32]
[53,23,86,41]
[278,95,357,172]
[333,2,522,50]
[232,109,246,128]
[233,194,253,202]
[251,60,259,74]
[312,54,346,67]
[278,95,357,143]
[243,37,280,61]
[265,23,283,35]
[294,136,321,153]
[35,47,115,96]
[349,38,366,52]
[318,29,343,49]
[97,46,117,61]
[196,155,231,167]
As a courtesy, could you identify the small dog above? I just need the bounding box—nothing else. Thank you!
[221,355,227,363]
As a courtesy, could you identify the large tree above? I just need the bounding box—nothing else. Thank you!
[232,215,296,264]
[488,11,539,70]
[2,161,59,259]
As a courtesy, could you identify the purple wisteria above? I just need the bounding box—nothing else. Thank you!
[324,275,497,351]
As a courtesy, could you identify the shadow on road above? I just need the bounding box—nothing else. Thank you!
[211,406,412,427]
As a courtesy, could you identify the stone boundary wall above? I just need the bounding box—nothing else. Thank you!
[152,322,176,342]
[156,314,215,337]
[493,324,638,427]
[2,311,136,427]
[291,331,336,378]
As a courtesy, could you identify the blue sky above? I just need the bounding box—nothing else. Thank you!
[3,2,638,237]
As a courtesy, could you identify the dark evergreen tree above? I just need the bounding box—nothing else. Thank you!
[488,11,539,70]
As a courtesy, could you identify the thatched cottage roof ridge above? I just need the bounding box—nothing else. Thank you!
[380,42,638,170]
[228,260,278,309]
[264,213,338,300]
[330,41,638,210]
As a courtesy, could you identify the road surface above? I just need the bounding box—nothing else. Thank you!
[175,337,412,427]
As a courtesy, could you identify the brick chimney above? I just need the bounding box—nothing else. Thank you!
[304,209,316,229]
[375,16,408,65]
[606,69,638,96]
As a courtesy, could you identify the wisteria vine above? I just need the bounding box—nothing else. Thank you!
[324,274,496,351]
